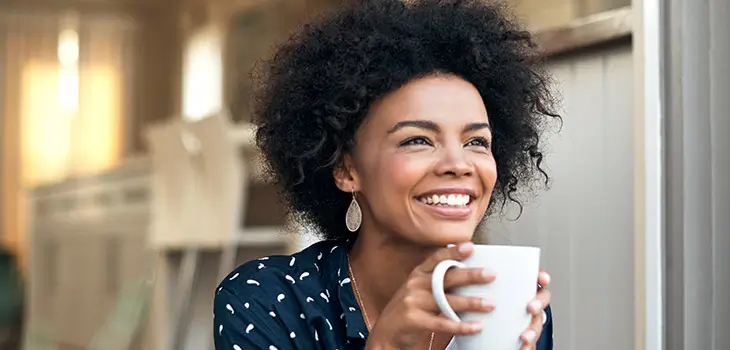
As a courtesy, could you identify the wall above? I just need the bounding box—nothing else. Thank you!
[664,0,730,348]
[511,0,630,30]
[485,41,636,350]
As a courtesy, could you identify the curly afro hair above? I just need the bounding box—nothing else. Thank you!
[251,0,561,240]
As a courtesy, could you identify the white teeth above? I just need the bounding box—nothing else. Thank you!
[417,193,471,206]
[447,194,457,205]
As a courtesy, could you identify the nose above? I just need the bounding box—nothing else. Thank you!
[434,143,474,177]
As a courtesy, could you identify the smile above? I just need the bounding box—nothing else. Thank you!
[415,193,472,207]
[413,193,474,219]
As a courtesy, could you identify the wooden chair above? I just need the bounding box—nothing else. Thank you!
[145,113,292,350]
[145,119,205,350]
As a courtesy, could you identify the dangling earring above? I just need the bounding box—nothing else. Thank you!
[345,191,362,232]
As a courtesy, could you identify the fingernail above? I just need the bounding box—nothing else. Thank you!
[458,242,473,254]
[539,271,551,285]
[482,268,495,278]
[523,329,536,343]
[482,299,494,309]
[529,300,543,313]
[468,322,483,332]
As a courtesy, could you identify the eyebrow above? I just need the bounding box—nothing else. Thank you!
[463,122,491,133]
[387,120,491,134]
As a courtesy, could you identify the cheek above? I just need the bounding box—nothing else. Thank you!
[479,157,499,192]
[369,154,431,196]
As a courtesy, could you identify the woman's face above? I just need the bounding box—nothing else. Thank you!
[338,74,497,246]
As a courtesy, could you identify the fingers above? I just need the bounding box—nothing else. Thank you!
[537,270,551,289]
[400,290,492,337]
[521,287,551,350]
[532,288,551,314]
[406,266,494,291]
[417,242,473,273]
[519,309,544,350]
[410,289,495,313]
[445,294,495,313]
[533,270,551,317]
[443,267,495,289]
[407,310,483,336]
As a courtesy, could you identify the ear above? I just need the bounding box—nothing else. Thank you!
[333,153,360,193]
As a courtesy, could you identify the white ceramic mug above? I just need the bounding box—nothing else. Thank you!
[431,245,541,350]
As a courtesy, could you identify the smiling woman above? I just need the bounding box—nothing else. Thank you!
[337,75,497,247]
[214,0,560,349]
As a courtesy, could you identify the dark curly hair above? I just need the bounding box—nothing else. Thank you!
[250,0,561,240]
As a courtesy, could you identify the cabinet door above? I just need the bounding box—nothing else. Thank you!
[52,232,89,346]
[80,234,109,343]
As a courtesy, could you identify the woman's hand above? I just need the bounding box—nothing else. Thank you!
[519,270,552,350]
[366,242,495,350]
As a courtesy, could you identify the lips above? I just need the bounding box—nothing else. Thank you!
[413,187,478,219]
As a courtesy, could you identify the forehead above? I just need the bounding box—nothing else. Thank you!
[364,74,489,130]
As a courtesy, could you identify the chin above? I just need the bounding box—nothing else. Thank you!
[418,222,478,246]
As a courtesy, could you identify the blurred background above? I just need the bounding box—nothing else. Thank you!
[0,0,727,349]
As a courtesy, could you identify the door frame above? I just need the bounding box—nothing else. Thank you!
[633,0,665,349]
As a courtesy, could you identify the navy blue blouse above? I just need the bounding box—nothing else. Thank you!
[213,239,554,349]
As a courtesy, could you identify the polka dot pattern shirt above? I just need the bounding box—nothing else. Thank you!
[213,239,555,349]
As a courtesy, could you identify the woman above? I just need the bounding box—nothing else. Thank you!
[214,0,560,349]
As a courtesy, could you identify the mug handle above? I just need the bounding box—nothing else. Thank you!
[431,259,466,322]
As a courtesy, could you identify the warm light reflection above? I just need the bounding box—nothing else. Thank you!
[58,67,79,113]
[73,65,122,175]
[21,62,71,186]
[57,29,79,66]
[20,41,123,185]
[182,25,223,121]
[58,28,79,114]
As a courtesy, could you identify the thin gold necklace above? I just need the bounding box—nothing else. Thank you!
[347,254,435,350]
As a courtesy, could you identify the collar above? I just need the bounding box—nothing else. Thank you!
[324,238,370,341]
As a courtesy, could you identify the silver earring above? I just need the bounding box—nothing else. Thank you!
[345,191,362,232]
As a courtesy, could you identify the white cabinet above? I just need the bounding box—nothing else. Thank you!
[25,159,153,348]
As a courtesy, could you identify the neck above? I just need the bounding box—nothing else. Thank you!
[348,229,438,322]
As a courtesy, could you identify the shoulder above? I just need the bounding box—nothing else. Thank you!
[215,239,340,298]
[213,239,343,349]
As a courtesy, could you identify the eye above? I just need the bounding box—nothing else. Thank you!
[465,137,491,149]
[399,136,433,147]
